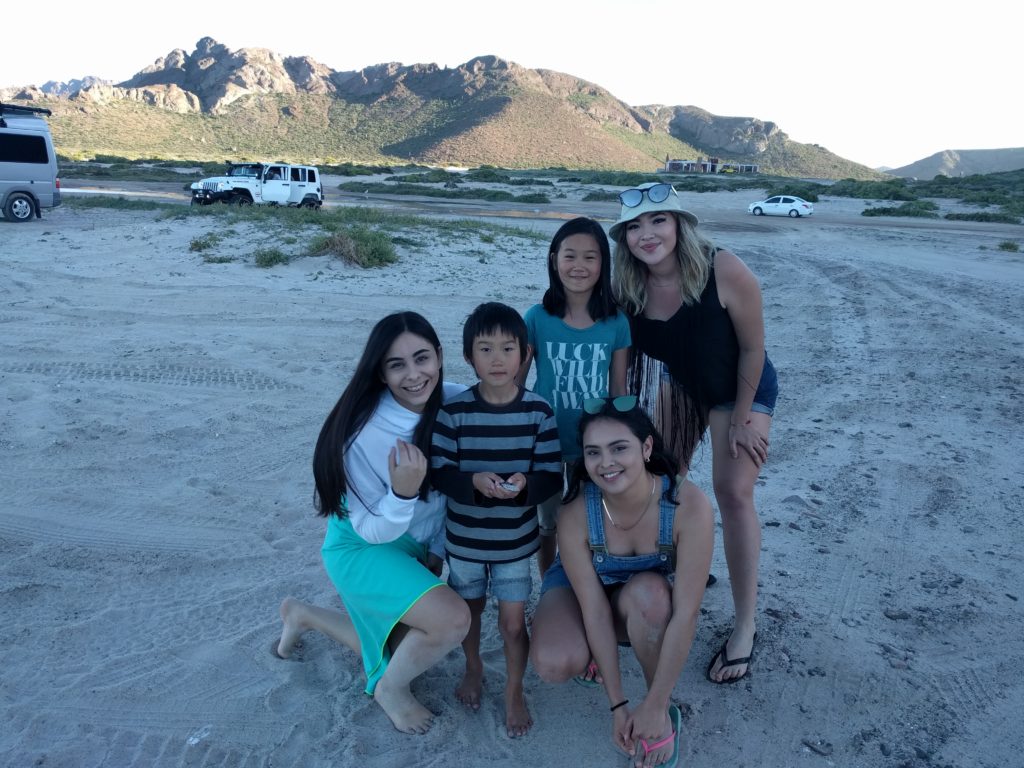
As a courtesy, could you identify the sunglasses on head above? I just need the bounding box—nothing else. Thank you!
[618,184,676,208]
[582,395,639,414]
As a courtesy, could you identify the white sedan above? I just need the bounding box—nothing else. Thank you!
[748,196,814,217]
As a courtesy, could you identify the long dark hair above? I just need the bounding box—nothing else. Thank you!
[563,402,679,504]
[313,311,444,517]
[542,217,618,321]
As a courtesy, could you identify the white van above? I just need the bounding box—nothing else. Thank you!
[0,102,61,222]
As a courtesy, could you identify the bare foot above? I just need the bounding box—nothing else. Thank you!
[374,677,435,735]
[505,685,533,738]
[455,663,484,711]
[277,597,307,659]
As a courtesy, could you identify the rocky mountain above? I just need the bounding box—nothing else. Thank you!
[887,148,1024,179]
[40,77,111,97]
[0,38,878,177]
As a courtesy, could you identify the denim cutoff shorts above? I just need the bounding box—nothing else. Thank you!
[447,555,532,602]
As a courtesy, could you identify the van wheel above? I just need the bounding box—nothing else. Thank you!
[4,193,35,222]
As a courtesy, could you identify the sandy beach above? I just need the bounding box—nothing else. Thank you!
[2,185,1022,767]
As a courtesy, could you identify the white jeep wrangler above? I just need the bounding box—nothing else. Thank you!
[190,162,323,208]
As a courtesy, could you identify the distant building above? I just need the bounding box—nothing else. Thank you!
[663,157,758,174]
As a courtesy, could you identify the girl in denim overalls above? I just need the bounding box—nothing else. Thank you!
[530,397,714,768]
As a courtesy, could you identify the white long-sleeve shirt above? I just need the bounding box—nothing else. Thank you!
[344,382,464,557]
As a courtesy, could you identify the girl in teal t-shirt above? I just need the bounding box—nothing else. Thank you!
[521,217,631,578]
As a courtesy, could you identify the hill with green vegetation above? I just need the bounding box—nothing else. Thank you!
[2,38,884,179]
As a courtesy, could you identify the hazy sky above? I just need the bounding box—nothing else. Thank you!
[2,0,1016,169]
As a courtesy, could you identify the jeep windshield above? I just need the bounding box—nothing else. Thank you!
[227,165,262,178]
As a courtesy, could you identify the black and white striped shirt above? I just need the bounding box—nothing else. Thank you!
[431,385,562,564]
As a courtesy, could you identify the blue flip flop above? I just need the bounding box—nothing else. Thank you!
[573,660,602,688]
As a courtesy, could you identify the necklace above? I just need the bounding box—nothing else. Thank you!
[602,475,658,532]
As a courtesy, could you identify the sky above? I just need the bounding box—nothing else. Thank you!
[2,0,1017,169]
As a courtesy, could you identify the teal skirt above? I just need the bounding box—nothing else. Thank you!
[321,516,443,694]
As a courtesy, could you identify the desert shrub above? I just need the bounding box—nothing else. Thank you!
[320,162,394,176]
[945,212,1022,224]
[309,227,397,267]
[338,181,548,204]
[64,196,169,211]
[830,178,916,201]
[466,168,510,183]
[508,177,554,187]
[253,248,290,268]
[189,233,221,252]
[861,201,939,218]
[202,255,235,264]
[583,190,620,202]
[387,169,456,183]
[996,240,1020,252]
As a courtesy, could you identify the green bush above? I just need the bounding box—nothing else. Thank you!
[465,168,510,183]
[320,162,394,176]
[387,169,456,183]
[945,212,1022,224]
[996,240,1020,252]
[189,233,221,252]
[861,201,939,218]
[338,181,549,204]
[309,227,397,267]
[64,196,169,211]
[830,178,916,201]
[254,248,290,268]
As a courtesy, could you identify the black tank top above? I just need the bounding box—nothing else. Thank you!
[630,265,739,408]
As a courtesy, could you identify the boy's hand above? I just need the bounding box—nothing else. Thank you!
[472,472,505,498]
[388,439,427,498]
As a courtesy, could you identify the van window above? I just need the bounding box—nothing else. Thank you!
[290,167,306,182]
[0,134,49,164]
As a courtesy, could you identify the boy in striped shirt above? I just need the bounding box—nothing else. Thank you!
[431,302,562,738]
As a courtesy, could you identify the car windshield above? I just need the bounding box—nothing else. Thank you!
[227,165,261,178]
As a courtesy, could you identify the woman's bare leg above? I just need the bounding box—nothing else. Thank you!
[706,409,772,682]
[373,585,471,734]
[528,586,591,683]
[277,597,360,658]
[613,573,672,686]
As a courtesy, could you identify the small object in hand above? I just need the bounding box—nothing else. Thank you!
[499,481,519,492]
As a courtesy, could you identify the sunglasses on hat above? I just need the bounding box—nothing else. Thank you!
[618,184,676,208]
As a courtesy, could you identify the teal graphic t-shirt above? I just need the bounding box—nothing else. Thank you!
[524,304,631,460]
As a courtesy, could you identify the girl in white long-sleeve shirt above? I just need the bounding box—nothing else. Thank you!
[276,312,470,736]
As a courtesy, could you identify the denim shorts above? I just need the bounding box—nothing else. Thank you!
[447,555,532,602]
[660,355,778,416]
[540,554,674,596]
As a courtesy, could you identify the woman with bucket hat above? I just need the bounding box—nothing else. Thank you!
[609,183,778,684]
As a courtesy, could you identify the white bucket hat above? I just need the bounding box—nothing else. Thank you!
[608,182,699,241]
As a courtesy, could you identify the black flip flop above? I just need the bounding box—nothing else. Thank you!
[705,632,757,684]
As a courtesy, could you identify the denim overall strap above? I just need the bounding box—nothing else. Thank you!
[584,482,608,555]
[656,474,675,558]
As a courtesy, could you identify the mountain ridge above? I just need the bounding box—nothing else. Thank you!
[4,38,1009,178]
